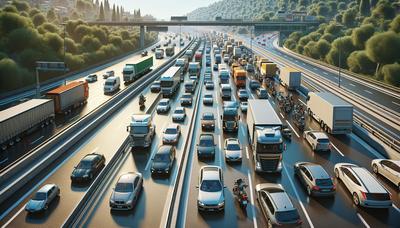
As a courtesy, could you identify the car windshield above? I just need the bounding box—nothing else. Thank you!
[182,94,191,98]
[316,178,333,186]
[77,160,92,169]
[165,128,177,134]
[115,182,133,192]
[132,126,148,134]
[175,109,184,114]
[153,81,160,86]
[154,153,170,162]
[239,90,247,95]
[200,180,222,192]
[105,81,114,86]
[204,95,213,98]
[227,143,240,150]
[276,210,300,222]
[33,192,47,200]
[317,138,330,143]
[203,114,214,120]
[199,137,213,146]
[159,101,168,106]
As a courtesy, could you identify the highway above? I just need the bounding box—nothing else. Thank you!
[1,32,399,228]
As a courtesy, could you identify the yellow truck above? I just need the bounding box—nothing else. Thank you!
[260,62,278,78]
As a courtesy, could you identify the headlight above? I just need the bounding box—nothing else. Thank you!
[198,201,205,206]
[126,200,132,205]
[218,201,225,206]
[83,174,89,178]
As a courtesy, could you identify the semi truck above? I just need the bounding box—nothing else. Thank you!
[233,47,242,59]
[260,62,277,78]
[221,101,239,132]
[307,92,353,134]
[247,99,284,173]
[233,69,246,88]
[160,66,181,98]
[280,67,301,90]
[0,99,55,150]
[256,57,269,72]
[123,56,153,83]
[194,52,202,63]
[215,54,222,64]
[46,81,89,114]
[127,114,156,148]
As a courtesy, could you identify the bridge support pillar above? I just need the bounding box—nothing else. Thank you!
[140,25,145,49]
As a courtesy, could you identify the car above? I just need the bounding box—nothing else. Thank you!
[294,162,336,197]
[206,58,211,67]
[303,131,331,152]
[237,89,249,101]
[180,93,193,106]
[150,80,161,93]
[103,70,114,79]
[156,44,161,48]
[109,172,143,210]
[256,183,302,227]
[141,50,148,56]
[156,98,171,114]
[205,81,214,90]
[240,101,248,113]
[151,145,175,176]
[25,184,60,213]
[172,106,186,122]
[71,153,106,183]
[201,112,215,131]
[203,93,213,105]
[245,63,254,72]
[334,163,392,208]
[224,138,242,162]
[256,88,268,99]
[213,64,218,71]
[205,67,212,74]
[197,166,225,211]
[371,159,400,190]
[249,79,261,90]
[85,74,97,82]
[197,134,216,159]
[151,47,156,52]
[162,124,181,145]
[204,73,212,84]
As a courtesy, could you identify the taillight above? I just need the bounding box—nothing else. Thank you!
[297,219,303,225]
[329,144,332,150]
[360,191,367,200]
[279,154,283,161]
[332,184,336,190]
[312,186,320,191]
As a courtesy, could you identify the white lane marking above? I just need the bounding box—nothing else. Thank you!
[392,204,400,213]
[350,134,384,159]
[364,90,373,95]
[2,205,26,227]
[30,135,44,145]
[145,122,168,171]
[323,72,328,75]
[302,63,306,66]
[217,107,221,126]
[349,83,356,87]
[279,112,285,119]
[282,163,314,228]
[392,101,400,107]
[357,213,371,228]
[218,136,222,167]
[298,99,306,105]
[285,121,300,138]
[246,147,250,160]
[330,143,344,157]
[247,171,258,228]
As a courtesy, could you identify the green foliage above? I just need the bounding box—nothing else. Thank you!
[315,39,332,60]
[73,24,92,42]
[38,22,59,34]
[342,8,358,27]
[372,0,396,20]
[347,50,376,74]
[46,8,57,22]
[0,12,31,36]
[81,35,101,52]
[359,0,371,16]
[3,5,18,13]
[351,24,375,49]
[381,63,400,86]
[326,36,356,68]
[0,58,30,92]
[32,13,46,27]
[43,33,63,53]
[6,27,41,53]
[11,1,30,12]
[390,15,400,33]
[28,8,40,17]
[366,31,400,65]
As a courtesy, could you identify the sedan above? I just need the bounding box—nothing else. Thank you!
[224,138,242,162]
[172,107,186,122]
[162,124,181,145]
[180,93,193,106]
[151,145,175,177]
[294,162,335,197]
[197,166,225,212]
[157,98,171,114]
[204,73,212,84]
[205,67,212,74]
[240,101,248,113]
[71,153,105,183]
[85,74,97,82]
[25,184,60,213]
[237,89,249,101]
[151,80,161,93]
[203,93,214,105]
[256,88,268,99]
[249,79,260,90]
[197,134,216,159]
[201,112,215,131]
[109,172,143,210]
[371,159,400,190]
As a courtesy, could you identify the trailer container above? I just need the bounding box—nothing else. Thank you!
[123,56,153,83]
[280,67,301,90]
[46,81,89,114]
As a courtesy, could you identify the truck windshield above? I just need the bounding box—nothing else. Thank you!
[161,81,173,87]
[132,126,148,134]
[256,142,283,153]
[123,70,133,74]
[105,81,115,86]
[223,114,238,121]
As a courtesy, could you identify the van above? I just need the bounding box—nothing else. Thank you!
[184,80,196,93]
[104,76,120,94]
[155,49,164,59]
[220,84,231,100]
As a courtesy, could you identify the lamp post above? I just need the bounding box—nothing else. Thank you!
[61,22,67,85]
[338,43,341,88]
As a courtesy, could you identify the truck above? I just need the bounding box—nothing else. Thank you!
[0,99,54,150]
[46,81,89,114]
[188,62,200,79]
[165,47,175,57]
[233,47,242,59]
[123,56,153,83]
[127,114,156,148]
[307,92,353,134]
[221,101,239,132]
[194,52,202,63]
[175,58,188,80]
[184,50,193,59]
[160,66,181,98]
[219,69,230,84]
[215,54,222,64]
[280,67,301,90]
[256,57,269,72]
[233,69,246,88]
[226,45,233,55]
[155,49,165,59]
[260,62,277,78]
[247,99,284,173]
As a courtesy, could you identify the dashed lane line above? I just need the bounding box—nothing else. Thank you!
[330,143,345,157]
[357,213,371,228]
[285,120,300,138]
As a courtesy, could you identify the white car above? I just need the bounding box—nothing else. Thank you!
[240,101,248,113]
[157,98,171,114]
[85,74,97,82]
[109,172,143,210]
[334,163,392,208]
[25,184,60,213]
[162,124,181,145]
[371,159,400,190]
[203,93,213,105]
[197,166,225,212]
[303,131,331,152]
[172,107,186,122]
[224,138,242,162]
[103,70,114,79]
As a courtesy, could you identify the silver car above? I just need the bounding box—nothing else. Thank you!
[303,131,331,152]
[197,166,225,212]
[85,74,97,82]
[157,98,171,114]
[203,93,213,105]
[172,107,186,122]
[371,159,400,191]
[110,172,143,210]
[162,124,181,145]
[294,162,336,197]
[224,138,242,162]
[25,184,60,213]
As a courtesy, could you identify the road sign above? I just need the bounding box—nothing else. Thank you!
[171,16,187,21]
[36,61,68,71]
[147,26,168,32]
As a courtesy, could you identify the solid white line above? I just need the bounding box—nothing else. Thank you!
[364,90,373,95]
[298,99,306,105]
[330,143,345,157]
[145,122,168,171]
[279,112,285,119]
[30,135,44,145]
[246,147,250,160]
[282,163,314,228]
[247,171,258,228]
[349,83,356,87]
[357,213,371,228]
[218,136,222,167]
[286,121,300,138]
[350,134,384,159]
[392,101,400,107]
[2,205,25,227]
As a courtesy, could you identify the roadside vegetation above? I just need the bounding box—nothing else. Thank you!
[0,1,157,94]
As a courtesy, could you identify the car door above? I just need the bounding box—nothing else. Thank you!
[259,191,270,219]
[340,168,353,191]
[383,161,400,184]
[133,177,139,199]
[345,170,362,193]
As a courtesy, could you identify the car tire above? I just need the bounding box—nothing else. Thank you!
[334,168,340,179]
[372,164,378,174]
[307,186,312,196]
[353,193,360,206]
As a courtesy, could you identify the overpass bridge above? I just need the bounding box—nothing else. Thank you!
[87,20,320,48]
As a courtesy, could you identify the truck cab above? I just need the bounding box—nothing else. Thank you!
[127,114,156,148]
[188,62,200,79]
[221,101,239,132]
[155,49,164,59]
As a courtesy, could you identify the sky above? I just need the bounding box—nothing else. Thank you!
[107,0,219,20]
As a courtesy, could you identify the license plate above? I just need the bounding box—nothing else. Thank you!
[117,205,122,208]
[321,189,330,192]
[158,171,162,173]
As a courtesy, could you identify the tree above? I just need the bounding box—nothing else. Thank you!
[5,27,41,53]
[111,4,116,22]
[370,0,378,8]
[347,50,376,74]
[342,8,357,27]
[372,0,395,20]
[315,39,331,60]
[46,8,57,22]
[326,36,356,68]
[0,58,29,92]
[43,32,63,53]
[81,35,101,52]
[32,13,46,27]
[12,0,30,11]
[390,15,400,33]
[359,0,371,16]
[351,24,375,49]
[72,24,92,42]
[381,63,400,86]
[0,12,31,36]
[117,6,120,21]
[99,2,105,21]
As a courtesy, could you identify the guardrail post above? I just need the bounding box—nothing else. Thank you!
[140,25,145,49]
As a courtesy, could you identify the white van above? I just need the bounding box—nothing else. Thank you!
[104,76,120,94]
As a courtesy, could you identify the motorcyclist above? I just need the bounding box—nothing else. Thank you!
[233,178,248,194]
[139,93,146,106]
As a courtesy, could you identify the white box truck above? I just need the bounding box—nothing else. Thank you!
[160,66,181,98]
[280,67,301,90]
[307,92,353,134]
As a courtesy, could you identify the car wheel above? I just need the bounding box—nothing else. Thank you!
[353,193,360,206]
[372,164,378,174]
[334,168,340,179]
[307,186,312,196]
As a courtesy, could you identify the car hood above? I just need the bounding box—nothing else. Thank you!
[202,120,214,125]
[157,105,168,109]
[173,114,185,118]
[198,191,224,204]
[72,168,90,177]
[163,134,178,141]
[225,149,242,158]
[198,146,214,153]
[111,191,133,202]
[26,200,45,210]
[152,162,169,170]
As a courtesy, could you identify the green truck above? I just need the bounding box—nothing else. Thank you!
[123,56,154,83]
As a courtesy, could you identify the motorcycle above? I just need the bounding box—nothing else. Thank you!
[139,94,146,111]
[233,179,248,209]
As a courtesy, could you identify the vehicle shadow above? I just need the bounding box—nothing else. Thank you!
[24,196,60,224]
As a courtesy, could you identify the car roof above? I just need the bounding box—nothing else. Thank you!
[201,166,221,181]
[269,192,295,212]
[166,123,179,129]
[226,138,239,144]
[157,145,173,154]
[202,112,214,117]
[38,184,56,193]
[118,173,139,183]
[160,98,170,102]
[175,107,185,111]
[82,153,102,162]
[311,131,329,139]
[350,167,387,193]
[305,164,330,179]
[200,134,214,140]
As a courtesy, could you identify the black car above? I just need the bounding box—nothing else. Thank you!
[141,50,148,57]
[151,145,175,177]
[201,112,215,131]
[180,93,193,106]
[197,134,216,159]
[156,44,161,48]
[71,153,105,183]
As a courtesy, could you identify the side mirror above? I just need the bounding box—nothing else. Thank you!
[126,126,129,132]
[195,185,199,189]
